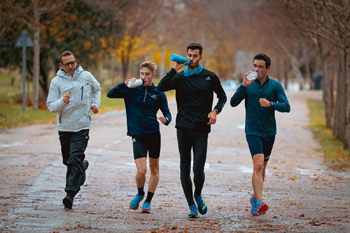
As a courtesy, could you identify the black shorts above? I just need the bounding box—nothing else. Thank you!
[246,135,275,161]
[132,132,161,160]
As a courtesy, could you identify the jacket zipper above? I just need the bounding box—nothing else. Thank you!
[143,87,147,102]
[81,86,84,100]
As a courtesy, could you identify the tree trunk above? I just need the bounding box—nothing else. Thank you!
[98,60,103,87]
[305,61,312,90]
[32,0,40,110]
[121,52,130,81]
[110,56,114,87]
[275,38,306,90]
[160,46,165,79]
[333,53,346,140]
[39,65,49,96]
[276,58,281,83]
[345,50,350,151]
[316,36,332,128]
[284,69,288,90]
[291,61,305,90]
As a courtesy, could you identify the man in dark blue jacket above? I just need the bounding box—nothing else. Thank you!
[158,43,227,218]
[231,53,290,216]
[107,61,171,214]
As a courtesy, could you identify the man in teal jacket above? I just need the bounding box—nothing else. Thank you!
[231,53,290,216]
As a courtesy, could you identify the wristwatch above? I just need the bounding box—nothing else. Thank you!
[214,108,219,114]
[270,102,274,107]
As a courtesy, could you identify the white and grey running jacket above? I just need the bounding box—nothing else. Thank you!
[46,65,101,132]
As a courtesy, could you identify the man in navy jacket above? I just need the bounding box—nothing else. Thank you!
[107,61,171,214]
[231,53,290,216]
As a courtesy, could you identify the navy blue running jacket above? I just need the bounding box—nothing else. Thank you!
[107,83,171,136]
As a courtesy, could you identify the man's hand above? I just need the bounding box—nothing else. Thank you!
[259,98,271,108]
[63,90,71,104]
[173,62,187,72]
[207,109,217,125]
[125,78,137,88]
[157,116,167,125]
[91,105,99,114]
[242,72,256,87]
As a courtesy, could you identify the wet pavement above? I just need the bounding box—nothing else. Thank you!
[0,90,349,232]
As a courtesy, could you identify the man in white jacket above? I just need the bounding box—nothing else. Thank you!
[47,51,101,209]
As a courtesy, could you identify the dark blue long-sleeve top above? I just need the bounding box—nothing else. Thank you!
[107,82,171,136]
[157,68,227,133]
[230,76,290,137]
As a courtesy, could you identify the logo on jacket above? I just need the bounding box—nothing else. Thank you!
[151,95,158,99]
[206,76,211,81]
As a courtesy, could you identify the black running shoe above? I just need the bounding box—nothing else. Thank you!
[81,160,89,186]
[63,195,73,209]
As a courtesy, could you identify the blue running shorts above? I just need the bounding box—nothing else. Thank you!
[246,135,275,161]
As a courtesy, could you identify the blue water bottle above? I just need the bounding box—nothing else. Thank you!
[170,53,190,65]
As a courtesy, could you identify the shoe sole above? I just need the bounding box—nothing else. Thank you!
[257,202,268,215]
[141,209,151,213]
[129,197,144,210]
[195,197,208,215]
[63,198,73,209]
[84,160,89,170]
[197,206,207,215]
[188,215,199,218]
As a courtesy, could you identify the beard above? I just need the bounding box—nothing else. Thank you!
[188,61,199,69]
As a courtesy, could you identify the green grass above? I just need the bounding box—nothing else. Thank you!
[307,99,350,168]
[0,90,175,130]
[0,93,125,130]
[0,103,56,129]
[0,70,24,104]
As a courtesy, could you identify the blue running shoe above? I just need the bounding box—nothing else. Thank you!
[194,195,208,215]
[257,200,268,215]
[129,193,144,210]
[188,204,199,218]
[250,197,258,216]
[141,201,151,213]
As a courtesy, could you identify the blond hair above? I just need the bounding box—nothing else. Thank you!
[140,61,157,73]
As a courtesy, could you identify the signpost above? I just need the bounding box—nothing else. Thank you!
[15,29,33,113]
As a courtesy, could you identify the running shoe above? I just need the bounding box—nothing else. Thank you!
[141,201,151,213]
[257,200,268,215]
[63,195,73,209]
[129,193,144,210]
[250,197,258,216]
[81,160,89,186]
[188,204,199,218]
[194,195,208,215]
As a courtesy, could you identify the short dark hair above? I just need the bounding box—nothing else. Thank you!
[253,53,271,68]
[187,43,203,56]
[59,51,75,64]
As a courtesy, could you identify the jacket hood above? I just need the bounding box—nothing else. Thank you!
[56,65,84,80]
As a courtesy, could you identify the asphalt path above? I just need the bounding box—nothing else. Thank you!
[0,90,349,232]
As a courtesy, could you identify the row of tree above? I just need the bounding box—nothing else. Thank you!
[1,0,349,153]
[270,0,350,155]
